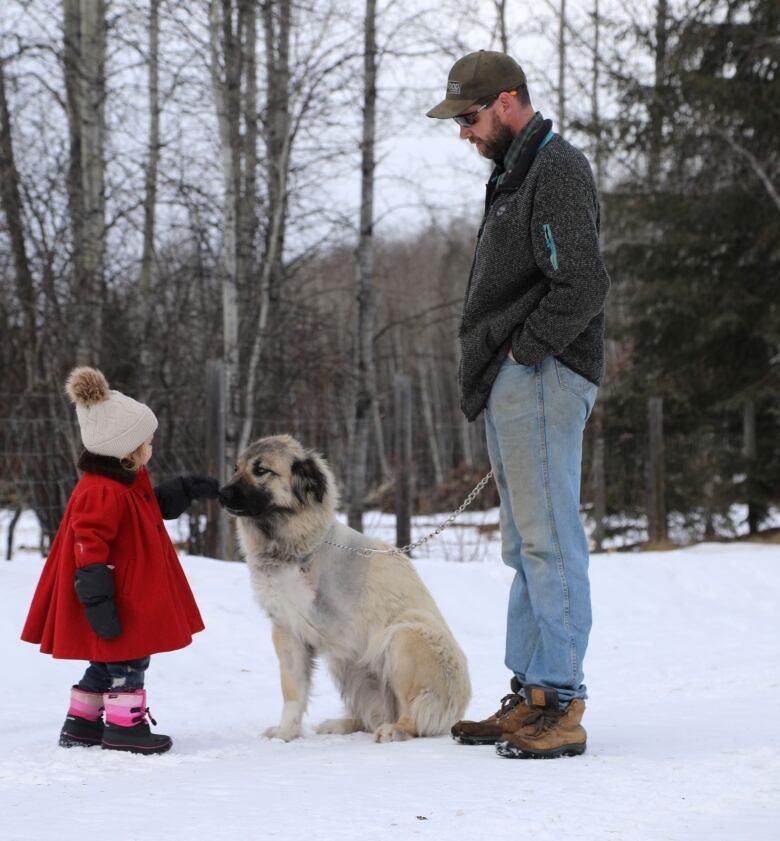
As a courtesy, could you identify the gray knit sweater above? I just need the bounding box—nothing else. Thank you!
[458,128,610,421]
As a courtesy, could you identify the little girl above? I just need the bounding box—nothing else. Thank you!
[21,367,217,755]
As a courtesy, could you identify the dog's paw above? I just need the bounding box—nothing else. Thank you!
[315,718,362,735]
[263,724,301,742]
[373,723,412,743]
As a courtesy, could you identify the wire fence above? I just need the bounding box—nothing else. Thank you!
[1,386,776,556]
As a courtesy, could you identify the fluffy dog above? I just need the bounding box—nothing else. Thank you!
[219,434,471,742]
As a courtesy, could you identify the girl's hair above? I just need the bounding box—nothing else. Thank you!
[120,440,148,473]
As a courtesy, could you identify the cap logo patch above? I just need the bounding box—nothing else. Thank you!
[447,81,461,94]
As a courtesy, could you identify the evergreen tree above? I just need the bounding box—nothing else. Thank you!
[605,0,780,533]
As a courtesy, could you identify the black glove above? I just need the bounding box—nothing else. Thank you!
[154,475,220,519]
[181,474,220,501]
[73,564,122,640]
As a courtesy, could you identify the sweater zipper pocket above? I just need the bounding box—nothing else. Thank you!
[543,223,559,271]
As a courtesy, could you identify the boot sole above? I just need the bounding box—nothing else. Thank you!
[102,738,172,755]
[59,733,102,748]
[495,740,586,759]
[452,734,500,745]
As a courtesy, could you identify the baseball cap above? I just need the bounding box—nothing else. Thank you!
[426,50,526,119]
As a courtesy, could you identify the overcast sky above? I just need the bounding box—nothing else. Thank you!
[1,0,643,257]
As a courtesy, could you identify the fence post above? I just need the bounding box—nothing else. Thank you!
[647,396,667,545]
[205,359,227,559]
[394,374,413,552]
[5,507,21,560]
[743,400,760,534]
[590,401,606,551]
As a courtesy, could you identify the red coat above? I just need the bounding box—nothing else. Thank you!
[21,466,204,660]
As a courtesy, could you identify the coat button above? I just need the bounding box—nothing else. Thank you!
[144,494,151,501]
[156,525,162,532]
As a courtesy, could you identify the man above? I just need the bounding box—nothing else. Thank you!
[426,51,610,759]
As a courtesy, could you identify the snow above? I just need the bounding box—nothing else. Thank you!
[1,510,778,841]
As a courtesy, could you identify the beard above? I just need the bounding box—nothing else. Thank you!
[472,113,515,163]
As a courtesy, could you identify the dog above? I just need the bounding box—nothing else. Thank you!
[218,434,471,742]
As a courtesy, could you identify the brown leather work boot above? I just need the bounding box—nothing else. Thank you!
[451,677,531,745]
[496,685,586,759]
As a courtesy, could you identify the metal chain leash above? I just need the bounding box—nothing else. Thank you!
[322,469,495,557]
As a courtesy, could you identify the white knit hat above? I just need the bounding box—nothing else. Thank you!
[65,367,158,458]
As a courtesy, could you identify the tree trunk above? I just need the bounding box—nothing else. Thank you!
[0,59,37,385]
[649,0,668,185]
[456,332,473,466]
[208,0,241,477]
[63,0,86,359]
[417,358,444,486]
[588,0,605,550]
[492,0,508,52]
[239,0,257,304]
[138,0,161,381]
[73,0,107,365]
[261,0,290,307]
[591,0,602,190]
[558,0,566,133]
[5,507,22,561]
[430,357,453,476]
[647,397,667,544]
[346,0,377,532]
[589,400,606,550]
[743,400,760,534]
[372,393,391,481]
[240,0,290,451]
[643,1,669,545]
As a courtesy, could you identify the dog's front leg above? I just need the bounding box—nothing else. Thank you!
[264,624,314,741]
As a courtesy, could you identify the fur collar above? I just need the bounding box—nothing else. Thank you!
[77,451,137,485]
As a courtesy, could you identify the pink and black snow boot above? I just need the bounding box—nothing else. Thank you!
[102,689,172,754]
[59,686,104,748]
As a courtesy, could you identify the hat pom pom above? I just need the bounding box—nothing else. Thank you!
[65,367,110,407]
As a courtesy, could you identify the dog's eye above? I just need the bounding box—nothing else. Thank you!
[252,462,269,477]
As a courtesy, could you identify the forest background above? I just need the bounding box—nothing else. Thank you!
[1,0,778,554]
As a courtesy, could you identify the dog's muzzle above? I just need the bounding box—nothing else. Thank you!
[217,484,245,514]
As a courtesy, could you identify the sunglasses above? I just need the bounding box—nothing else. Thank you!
[452,90,518,127]
[452,99,495,127]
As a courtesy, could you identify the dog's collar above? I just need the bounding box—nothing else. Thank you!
[298,522,336,571]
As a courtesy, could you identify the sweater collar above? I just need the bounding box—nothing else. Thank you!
[77,451,138,485]
[493,115,554,194]
[497,111,544,178]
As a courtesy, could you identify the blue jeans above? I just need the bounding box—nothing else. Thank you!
[77,657,151,693]
[485,356,597,707]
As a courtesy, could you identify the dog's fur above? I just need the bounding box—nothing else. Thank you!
[220,434,471,742]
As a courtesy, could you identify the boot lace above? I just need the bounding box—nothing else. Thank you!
[495,693,523,720]
[130,705,157,727]
[520,706,561,736]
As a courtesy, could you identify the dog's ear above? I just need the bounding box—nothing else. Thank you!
[291,456,328,504]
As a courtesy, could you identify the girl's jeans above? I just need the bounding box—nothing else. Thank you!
[77,657,151,693]
[485,356,597,707]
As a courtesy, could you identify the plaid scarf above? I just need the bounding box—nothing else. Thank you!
[494,111,545,189]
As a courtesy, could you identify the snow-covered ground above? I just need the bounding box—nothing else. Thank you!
[1,511,778,841]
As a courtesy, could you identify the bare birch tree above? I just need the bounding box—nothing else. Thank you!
[239,0,289,452]
[345,0,377,531]
[646,0,668,543]
[558,0,566,132]
[208,0,246,476]
[137,0,161,380]
[63,0,107,365]
[0,57,37,386]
